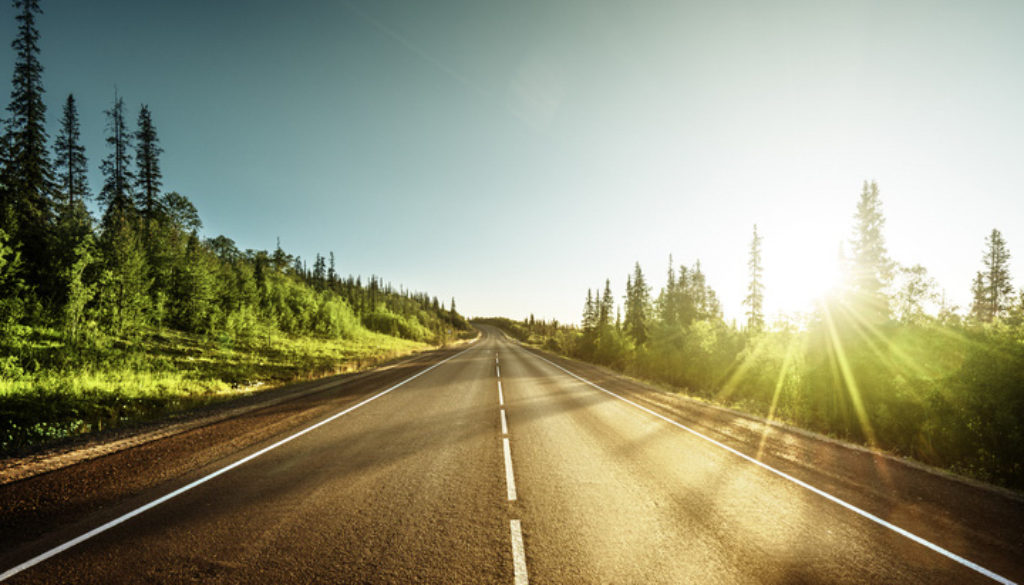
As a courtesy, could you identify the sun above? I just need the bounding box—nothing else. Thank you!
[762,234,844,317]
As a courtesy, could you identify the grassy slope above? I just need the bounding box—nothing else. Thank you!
[0,326,430,454]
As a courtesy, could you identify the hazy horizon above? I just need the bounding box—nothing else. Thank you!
[7,0,1022,324]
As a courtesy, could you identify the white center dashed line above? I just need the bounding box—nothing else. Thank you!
[494,346,529,585]
[510,519,529,585]
[503,437,517,501]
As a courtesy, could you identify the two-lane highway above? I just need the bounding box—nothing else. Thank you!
[1,327,1022,583]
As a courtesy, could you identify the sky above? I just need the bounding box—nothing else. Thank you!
[3,0,1023,324]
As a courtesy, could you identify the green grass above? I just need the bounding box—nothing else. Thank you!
[0,326,429,454]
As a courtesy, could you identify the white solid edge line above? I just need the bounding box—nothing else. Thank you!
[0,342,479,583]
[501,409,509,435]
[498,380,504,406]
[510,519,529,585]
[503,437,517,501]
[525,349,1017,585]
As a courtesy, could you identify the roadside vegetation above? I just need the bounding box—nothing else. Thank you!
[0,1,471,454]
[484,183,1024,490]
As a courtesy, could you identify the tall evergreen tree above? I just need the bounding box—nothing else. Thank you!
[848,180,893,321]
[134,104,162,221]
[52,93,89,208]
[582,288,596,332]
[98,93,134,225]
[744,224,765,331]
[624,262,650,344]
[982,228,1014,320]
[1,0,54,297]
[969,271,989,322]
[598,279,613,328]
[657,254,678,326]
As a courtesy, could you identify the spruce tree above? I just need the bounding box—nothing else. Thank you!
[599,279,613,328]
[624,262,650,344]
[582,288,596,332]
[982,228,1014,320]
[969,271,989,322]
[657,254,677,326]
[848,180,894,321]
[744,224,765,331]
[1,0,54,297]
[99,93,135,225]
[53,93,89,208]
[134,104,162,221]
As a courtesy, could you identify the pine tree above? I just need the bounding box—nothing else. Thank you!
[1,0,54,297]
[624,262,650,344]
[744,224,765,331]
[982,228,1014,320]
[969,271,989,322]
[848,180,894,321]
[657,254,677,326]
[599,279,613,328]
[582,288,596,332]
[52,93,89,208]
[51,94,92,302]
[134,104,162,221]
[99,93,135,225]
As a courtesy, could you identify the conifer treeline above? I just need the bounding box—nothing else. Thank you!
[514,181,1024,488]
[0,0,467,362]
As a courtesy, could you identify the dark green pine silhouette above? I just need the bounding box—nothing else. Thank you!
[134,104,163,222]
[99,92,135,225]
[53,93,90,209]
[1,0,55,296]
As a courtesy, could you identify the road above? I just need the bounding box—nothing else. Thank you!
[1,326,1022,584]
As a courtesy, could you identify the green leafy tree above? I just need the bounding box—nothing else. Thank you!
[0,228,26,331]
[744,224,765,331]
[893,264,938,324]
[170,232,217,332]
[61,233,97,345]
[97,211,150,335]
[134,104,163,222]
[98,93,135,225]
[847,180,894,321]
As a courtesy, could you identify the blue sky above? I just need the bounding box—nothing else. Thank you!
[5,0,1023,323]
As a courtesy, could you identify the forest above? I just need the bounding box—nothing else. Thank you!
[0,0,470,453]
[488,182,1024,490]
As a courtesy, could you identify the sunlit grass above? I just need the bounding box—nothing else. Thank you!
[0,327,430,453]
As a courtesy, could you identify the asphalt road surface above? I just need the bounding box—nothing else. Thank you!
[1,326,1022,584]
